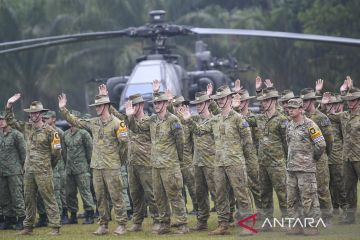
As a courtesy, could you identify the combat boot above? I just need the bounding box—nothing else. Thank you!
[83,210,94,224]
[18,227,33,235]
[113,225,127,235]
[93,225,109,235]
[156,223,171,234]
[129,223,142,232]
[48,227,60,236]
[13,216,25,230]
[34,214,48,227]
[286,226,303,235]
[303,227,319,236]
[208,222,229,235]
[151,222,161,233]
[68,212,78,224]
[61,208,69,224]
[175,224,190,234]
[191,221,208,231]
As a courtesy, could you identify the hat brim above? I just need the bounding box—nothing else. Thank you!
[301,96,322,100]
[257,95,280,101]
[173,100,190,106]
[190,99,210,105]
[24,109,49,113]
[240,96,256,101]
[88,101,113,107]
[149,99,169,103]
[211,92,235,100]
[341,95,360,101]
[278,96,298,102]
[131,100,145,105]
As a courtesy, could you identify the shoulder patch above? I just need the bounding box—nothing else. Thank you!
[174,122,182,129]
[242,121,249,128]
[116,121,128,137]
[308,127,324,143]
[52,132,61,149]
[281,120,289,128]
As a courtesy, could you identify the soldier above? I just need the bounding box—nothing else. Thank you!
[6,94,61,235]
[125,86,189,234]
[58,93,129,235]
[286,98,325,236]
[300,88,334,223]
[179,85,256,236]
[171,96,198,215]
[279,90,297,117]
[0,111,26,230]
[62,110,95,224]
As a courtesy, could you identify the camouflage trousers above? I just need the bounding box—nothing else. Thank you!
[194,166,216,223]
[181,165,198,211]
[128,165,158,224]
[93,169,127,226]
[329,164,346,210]
[259,164,287,219]
[152,167,187,225]
[316,157,333,219]
[66,172,95,213]
[23,172,60,228]
[287,171,321,221]
[343,161,360,220]
[60,171,67,210]
[120,166,131,211]
[245,159,261,211]
[37,176,62,215]
[214,165,253,224]
[0,175,25,217]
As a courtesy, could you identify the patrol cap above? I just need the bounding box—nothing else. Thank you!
[24,101,49,113]
[128,94,145,105]
[287,98,303,108]
[211,85,235,100]
[88,95,112,107]
[42,110,56,119]
[341,87,360,101]
[0,111,5,119]
[172,95,189,106]
[190,91,211,104]
[150,92,169,103]
[279,90,297,102]
[257,88,280,101]
[239,89,256,101]
[300,88,321,100]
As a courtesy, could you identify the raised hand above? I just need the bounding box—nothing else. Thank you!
[165,88,173,101]
[232,94,241,108]
[178,105,191,120]
[315,79,324,93]
[58,93,67,109]
[6,93,21,108]
[207,83,213,96]
[152,79,160,93]
[125,100,135,116]
[255,76,262,91]
[98,84,108,96]
[340,79,348,92]
[346,76,353,88]
[264,79,273,88]
[234,79,242,93]
[321,92,332,105]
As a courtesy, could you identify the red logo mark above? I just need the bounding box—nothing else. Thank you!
[237,213,258,233]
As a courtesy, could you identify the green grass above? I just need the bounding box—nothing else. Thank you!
[1,187,360,239]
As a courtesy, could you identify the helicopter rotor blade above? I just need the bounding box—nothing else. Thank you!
[192,28,360,46]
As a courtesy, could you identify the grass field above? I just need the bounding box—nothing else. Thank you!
[1,187,360,240]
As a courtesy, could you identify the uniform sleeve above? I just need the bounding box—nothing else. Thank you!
[278,117,289,157]
[171,119,184,162]
[186,117,213,136]
[15,131,26,167]
[60,107,92,133]
[308,123,326,161]
[237,118,258,165]
[82,130,93,164]
[5,107,26,133]
[49,130,62,168]
[114,119,129,165]
[128,115,151,133]
[109,105,127,121]
[319,116,334,156]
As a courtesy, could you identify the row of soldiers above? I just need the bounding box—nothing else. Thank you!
[0,75,359,236]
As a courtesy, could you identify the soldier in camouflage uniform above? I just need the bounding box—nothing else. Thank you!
[286,98,324,236]
[6,95,61,235]
[279,90,297,117]
[0,111,26,230]
[180,85,256,236]
[59,93,129,235]
[62,110,95,224]
[125,87,189,234]
[321,94,346,214]
[301,88,334,223]
[322,87,360,224]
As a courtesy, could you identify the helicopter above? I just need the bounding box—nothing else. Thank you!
[1,9,360,112]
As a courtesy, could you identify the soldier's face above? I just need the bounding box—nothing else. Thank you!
[325,103,335,113]
[347,99,360,110]
[261,98,274,112]
[335,103,344,113]
[95,104,108,116]
[196,101,208,113]
[30,112,42,123]
[282,101,289,114]
[302,99,312,111]
[153,101,167,113]
[217,96,231,108]
[288,107,301,118]
[0,119,7,128]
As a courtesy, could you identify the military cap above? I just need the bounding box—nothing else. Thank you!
[279,90,296,102]
[287,98,303,108]
[42,110,56,119]
[172,95,190,106]
[257,87,280,101]
[211,85,235,100]
[300,88,321,100]
[341,87,360,101]
[0,111,5,119]
[128,93,145,105]
[88,95,112,107]
[190,91,211,104]
[24,101,49,113]
[150,92,169,103]
[239,89,256,101]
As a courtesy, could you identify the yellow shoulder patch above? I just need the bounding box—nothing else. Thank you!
[116,121,128,137]
[308,127,324,143]
[52,132,61,149]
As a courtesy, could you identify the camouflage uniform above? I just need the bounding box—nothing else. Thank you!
[60,106,128,227]
[63,127,95,214]
[0,123,26,225]
[5,104,61,229]
[286,113,324,223]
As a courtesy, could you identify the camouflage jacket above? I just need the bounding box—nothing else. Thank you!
[5,107,62,174]
[109,106,152,167]
[130,112,184,168]
[188,109,257,167]
[0,127,26,176]
[248,111,288,167]
[63,128,93,175]
[53,126,65,178]
[326,113,343,165]
[190,114,215,167]
[286,116,326,172]
[60,108,128,169]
